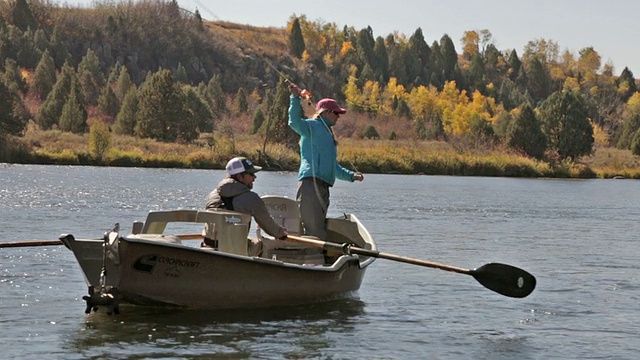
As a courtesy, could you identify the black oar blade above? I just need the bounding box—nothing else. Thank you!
[470,263,536,298]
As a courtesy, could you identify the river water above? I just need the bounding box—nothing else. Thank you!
[1,164,638,359]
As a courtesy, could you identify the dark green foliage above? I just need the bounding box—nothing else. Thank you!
[234,87,248,114]
[617,67,637,102]
[267,79,298,150]
[250,107,265,135]
[388,131,397,140]
[373,36,389,82]
[78,49,104,105]
[114,87,138,135]
[525,57,550,103]
[32,49,56,100]
[37,61,79,130]
[207,75,227,117]
[439,34,458,82]
[183,85,212,133]
[0,78,27,136]
[115,65,134,102]
[3,58,27,94]
[631,128,640,156]
[288,17,305,59]
[616,102,640,149]
[506,104,546,159]
[467,115,496,145]
[97,83,120,120]
[174,62,188,84]
[59,82,88,133]
[360,125,380,139]
[136,69,194,142]
[538,91,593,161]
[10,0,37,32]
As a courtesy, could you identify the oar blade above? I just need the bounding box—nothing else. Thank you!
[470,263,536,298]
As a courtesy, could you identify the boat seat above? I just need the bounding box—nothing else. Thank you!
[198,209,251,256]
[140,210,199,234]
[259,195,308,250]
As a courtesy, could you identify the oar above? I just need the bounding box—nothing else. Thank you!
[286,235,536,298]
[0,240,64,248]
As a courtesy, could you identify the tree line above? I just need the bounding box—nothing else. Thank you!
[1,0,640,164]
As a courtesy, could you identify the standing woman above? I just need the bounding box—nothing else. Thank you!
[288,83,364,239]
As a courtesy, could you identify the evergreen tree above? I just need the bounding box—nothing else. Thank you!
[250,107,265,135]
[97,83,120,121]
[409,28,432,83]
[78,48,104,104]
[59,82,88,133]
[207,75,227,117]
[0,78,27,136]
[372,36,389,82]
[3,58,27,94]
[10,0,37,32]
[288,17,305,59]
[506,49,522,82]
[37,61,77,130]
[525,57,551,103]
[439,34,458,82]
[506,103,546,159]
[234,87,248,114]
[114,87,139,135]
[136,69,189,142]
[183,85,212,133]
[356,26,376,72]
[32,49,56,100]
[115,65,134,102]
[538,91,593,161]
[266,79,298,150]
[174,62,188,84]
[617,67,637,102]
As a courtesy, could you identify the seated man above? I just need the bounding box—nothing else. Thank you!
[204,157,287,256]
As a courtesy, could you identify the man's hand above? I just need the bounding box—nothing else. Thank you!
[353,172,364,181]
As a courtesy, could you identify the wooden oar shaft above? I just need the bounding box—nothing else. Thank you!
[285,235,470,275]
[0,240,64,248]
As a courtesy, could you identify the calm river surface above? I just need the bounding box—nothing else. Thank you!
[1,164,638,359]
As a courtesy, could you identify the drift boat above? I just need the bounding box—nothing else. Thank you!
[60,196,376,314]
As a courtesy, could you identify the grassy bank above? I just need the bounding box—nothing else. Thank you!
[3,127,640,179]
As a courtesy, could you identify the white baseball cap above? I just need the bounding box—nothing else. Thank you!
[225,157,262,175]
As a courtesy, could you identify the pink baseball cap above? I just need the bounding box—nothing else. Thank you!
[315,98,347,114]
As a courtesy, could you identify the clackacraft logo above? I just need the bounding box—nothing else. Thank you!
[132,254,158,273]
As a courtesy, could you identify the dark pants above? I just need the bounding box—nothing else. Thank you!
[296,177,330,239]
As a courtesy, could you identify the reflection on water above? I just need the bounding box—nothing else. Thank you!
[69,299,366,359]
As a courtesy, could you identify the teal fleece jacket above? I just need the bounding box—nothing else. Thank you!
[288,96,355,186]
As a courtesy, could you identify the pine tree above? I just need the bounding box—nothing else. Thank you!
[114,87,139,135]
[0,79,27,136]
[234,87,248,114]
[506,103,546,159]
[97,83,120,121]
[10,0,37,32]
[59,82,88,133]
[115,65,134,102]
[288,17,305,59]
[174,62,188,84]
[538,91,593,161]
[32,49,56,100]
[137,69,189,142]
[207,75,227,117]
[250,107,265,134]
[266,79,298,150]
[38,61,76,130]
[2,58,27,94]
[183,85,212,134]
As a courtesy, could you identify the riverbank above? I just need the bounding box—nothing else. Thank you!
[2,128,640,179]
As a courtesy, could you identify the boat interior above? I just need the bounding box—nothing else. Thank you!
[126,196,370,266]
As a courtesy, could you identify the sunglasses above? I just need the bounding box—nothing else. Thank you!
[332,111,341,116]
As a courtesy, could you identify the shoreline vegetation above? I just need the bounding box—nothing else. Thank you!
[1,2,640,179]
[3,126,640,179]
